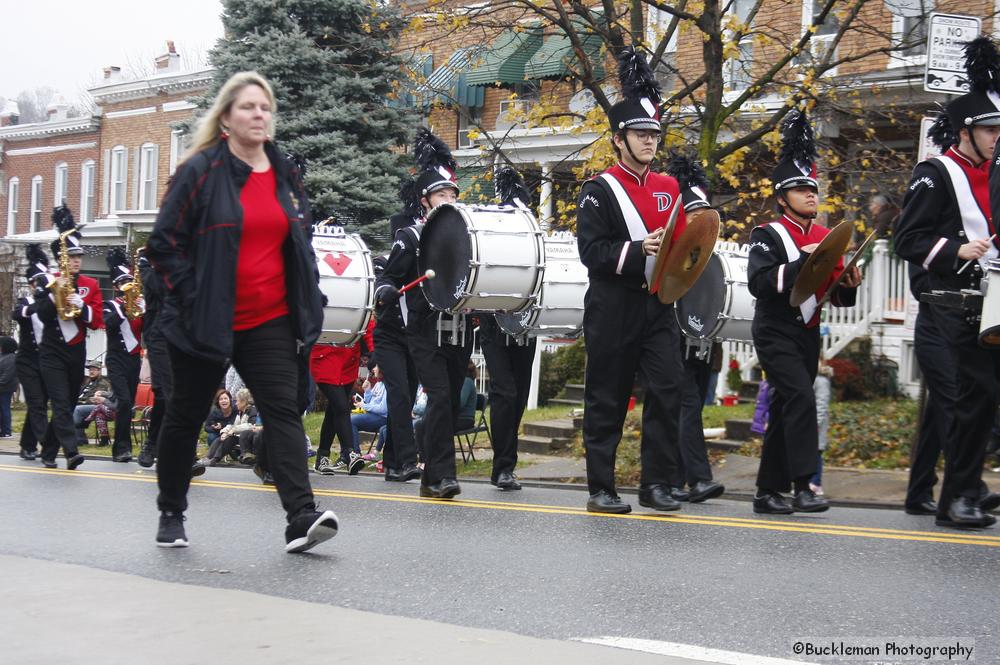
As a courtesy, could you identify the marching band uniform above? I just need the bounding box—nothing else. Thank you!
[32,207,103,469]
[138,252,170,468]
[576,47,687,514]
[896,37,1000,527]
[104,249,144,462]
[12,245,51,460]
[373,196,423,483]
[747,112,855,514]
[375,128,471,499]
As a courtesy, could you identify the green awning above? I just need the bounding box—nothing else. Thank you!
[524,31,605,80]
[464,27,544,86]
[418,47,485,108]
[391,53,434,109]
[455,168,492,203]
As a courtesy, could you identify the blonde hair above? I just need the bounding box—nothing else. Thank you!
[183,71,277,163]
[235,388,253,406]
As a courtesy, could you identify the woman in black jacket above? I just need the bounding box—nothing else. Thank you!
[0,336,19,438]
[146,71,336,553]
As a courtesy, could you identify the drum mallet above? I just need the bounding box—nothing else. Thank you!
[957,234,996,276]
[400,269,436,293]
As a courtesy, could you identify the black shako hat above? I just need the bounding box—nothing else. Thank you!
[25,243,49,282]
[50,205,84,258]
[772,111,818,193]
[665,153,712,211]
[106,247,132,284]
[609,46,662,133]
[413,127,459,199]
[930,37,1000,151]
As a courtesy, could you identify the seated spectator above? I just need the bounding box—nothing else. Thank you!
[73,360,112,446]
[414,362,477,459]
[0,336,18,438]
[349,365,387,470]
[198,390,259,468]
[84,395,117,447]
[203,391,237,451]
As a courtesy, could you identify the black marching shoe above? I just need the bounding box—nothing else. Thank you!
[190,461,206,478]
[285,509,339,553]
[668,486,691,502]
[688,480,725,503]
[936,513,995,529]
[587,490,632,514]
[638,485,681,512]
[66,454,85,471]
[137,442,155,468]
[978,489,1000,513]
[40,458,58,469]
[156,512,188,548]
[944,496,986,527]
[493,471,522,491]
[904,499,938,515]
[19,449,37,461]
[420,478,461,499]
[384,467,401,481]
[398,462,421,483]
[753,491,793,515]
[793,488,829,513]
[113,449,133,463]
[253,465,275,486]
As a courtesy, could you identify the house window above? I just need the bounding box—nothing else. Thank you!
[30,176,43,233]
[797,0,839,72]
[169,130,187,175]
[889,1,932,67]
[54,162,69,207]
[138,143,159,210]
[80,160,96,224]
[646,8,679,53]
[723,0,755,91]
[458,107,482,149]
[6,177,18,235]
[110,146,127,213]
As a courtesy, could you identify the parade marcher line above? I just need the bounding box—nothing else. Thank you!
[5,463,1000,548]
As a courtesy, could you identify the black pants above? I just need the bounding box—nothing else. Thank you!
[908,304,955,506]
[156,316,316,520]
[145,331,173,450]
[38,343,85,462]
[16,352,47,454]
[374,325,418,470]
[407,315,472,485]
[753,321,820,493]
[207,428,259,461]
[582,284,682,495]
[672,346,715,487]
[929,305,999,518]
[481,332,535,481]
[316,382,353,459]
[106,350,140,457]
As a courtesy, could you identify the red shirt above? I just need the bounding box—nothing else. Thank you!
[770,214,846,326]
[310,320,375,385]
[234,168,289,331]
[605,162,688,239]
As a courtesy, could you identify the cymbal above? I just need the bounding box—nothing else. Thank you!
[789,221,853,307]
[815,229,875,309]
[649,200,681,294]
[656,208,721,304]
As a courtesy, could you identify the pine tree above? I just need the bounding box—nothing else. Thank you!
[208,0,416,242]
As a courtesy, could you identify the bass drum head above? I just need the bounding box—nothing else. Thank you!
[496,308,532,336]
[675,253,725,339]
[418,205,472,312]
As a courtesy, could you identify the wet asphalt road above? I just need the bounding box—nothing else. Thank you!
[1,457,996,662]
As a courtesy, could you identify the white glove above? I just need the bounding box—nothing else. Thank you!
[67,293,84,308]
[136,297,146,313]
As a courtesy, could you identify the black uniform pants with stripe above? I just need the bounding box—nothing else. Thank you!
[106,350,140,457]
[582,283,682,496]
[929,305,999,518]
[907,303,955,506]
[156,316,315,520]
[316,382,354,460]
[481,334,535,482]
[752,320,819,493]
[374,325,419,471]
[16,352,48,454]
[38,342,86,462]
[145,330,173,450]
[406,315,472,486]
[672,346,715,487]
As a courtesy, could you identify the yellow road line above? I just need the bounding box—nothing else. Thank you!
[4,463,999,548]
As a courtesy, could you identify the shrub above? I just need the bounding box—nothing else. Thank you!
[726,358,743,394]
[538,340,587,404]
[827,357,865,400]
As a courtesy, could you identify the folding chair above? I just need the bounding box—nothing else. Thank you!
[454,393,491,464]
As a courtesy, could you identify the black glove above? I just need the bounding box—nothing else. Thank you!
[321,293,329,307]
[379,286,400,306]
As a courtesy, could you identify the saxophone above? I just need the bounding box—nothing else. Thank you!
[122,247,143,320]
[51,228,81,321]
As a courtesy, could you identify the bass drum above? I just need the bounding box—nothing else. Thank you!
[418,203,544,314]
[313,225,374,346]
[675,242,755,342]
[496,232,587,337]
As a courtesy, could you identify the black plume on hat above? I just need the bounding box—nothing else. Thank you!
[52,205,76,233]
[106,247,132,283]
[944,37,1000,131]
[965,37,1000,94]
[779,111,816,167]
[25,243,49,282]
[665,153,711,211]
[928,108,957,151]
[415,127,457,175]
[618,46,661,106]
[399,178,423,220]
[494,165,532,208]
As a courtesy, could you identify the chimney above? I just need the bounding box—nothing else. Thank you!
[154,41,181,74]
[46,95,69,122]
[0,101,19,127]
[103,66,123,83]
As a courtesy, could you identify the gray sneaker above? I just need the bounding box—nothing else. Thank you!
[348,451,365,475]
[315,456,336,475]
[331,457,348,470]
